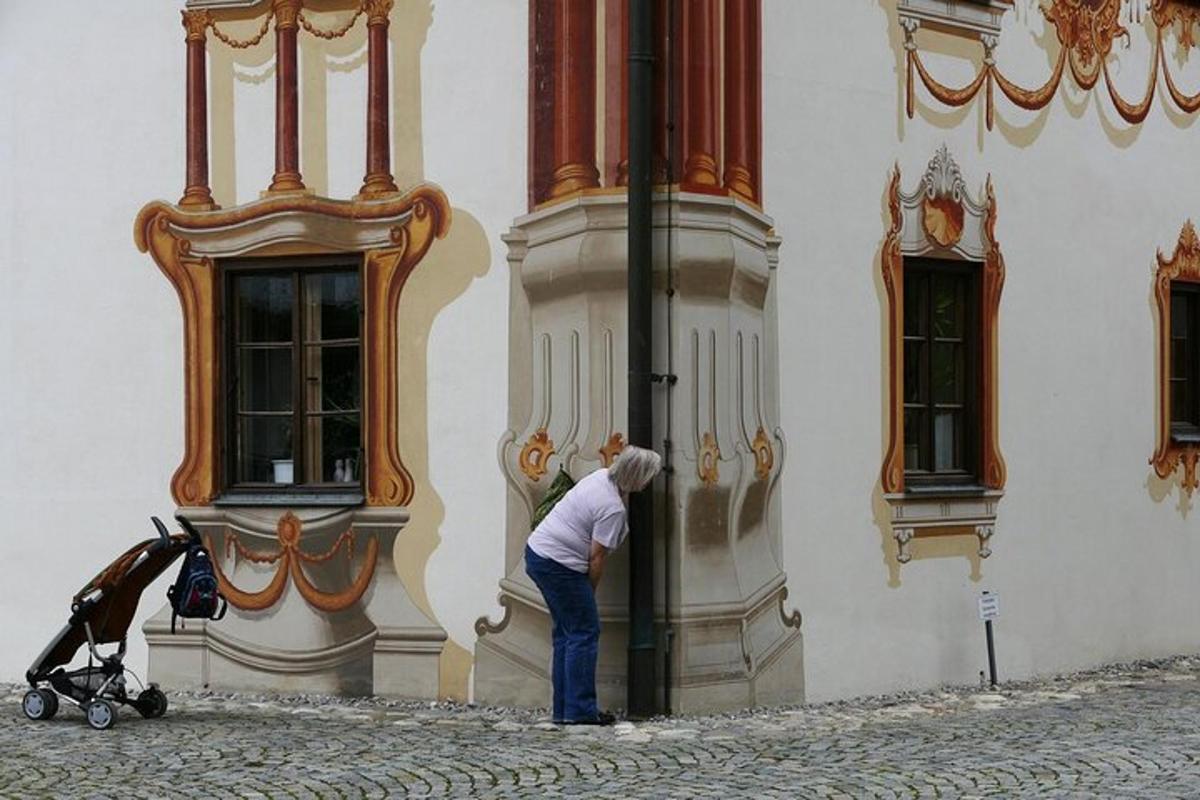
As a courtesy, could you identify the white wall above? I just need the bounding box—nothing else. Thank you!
[765,0,1200,702]
[3,0,1199,704]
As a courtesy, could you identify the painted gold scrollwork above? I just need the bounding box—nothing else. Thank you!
[207,513,379,614]
[980,179,1007,492]
[880,166,906,495]
[519,429,556,481]
[1151,221,1200,494]
[752,427,774,480]
[1154,0,1200,49]
[1044,0,1125,88]
[698,432,721,487]
[599,433,626,467]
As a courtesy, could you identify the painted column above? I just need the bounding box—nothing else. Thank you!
[180,10,215,209]
[723,0,760,202]
[269,0,305,193]
[359,0,399,198]
[604,0,629,187]
[546,0,600,200]
[652,0,677,184]
[680,0,720,191]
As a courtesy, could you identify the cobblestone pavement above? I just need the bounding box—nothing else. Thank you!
[5,658,1200,799]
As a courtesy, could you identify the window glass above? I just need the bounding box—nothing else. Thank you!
[227,264,362,490]
[237,275,293,342]
[1170,285,1197,428]
[903,259,979,484]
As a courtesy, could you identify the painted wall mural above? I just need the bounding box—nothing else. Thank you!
[134,0,493,701]
[901,0,1200,128]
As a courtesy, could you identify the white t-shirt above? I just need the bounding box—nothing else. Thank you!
[527,468,628,573]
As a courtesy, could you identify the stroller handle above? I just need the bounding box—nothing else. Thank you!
[150,517,171,549]
[175,513,203,543]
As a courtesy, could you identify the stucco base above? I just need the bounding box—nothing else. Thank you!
[144,506,446,699]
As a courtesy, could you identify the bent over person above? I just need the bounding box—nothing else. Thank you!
[524,446,662,725]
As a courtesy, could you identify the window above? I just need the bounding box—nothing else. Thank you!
[224,260,363,492]
[1153,223,1200,495]
[879,149,1005,564]
[903,259,981,485]
[1170,282,1200,439]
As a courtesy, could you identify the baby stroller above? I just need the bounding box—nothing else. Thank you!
[23,516,200,730]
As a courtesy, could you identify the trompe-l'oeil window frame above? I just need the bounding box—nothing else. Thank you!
[880,146,1006,565]
[1151,221,1200,493]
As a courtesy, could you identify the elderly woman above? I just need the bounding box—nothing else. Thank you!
[525,446,662,725]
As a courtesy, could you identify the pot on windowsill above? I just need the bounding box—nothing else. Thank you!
[272,459,294,484]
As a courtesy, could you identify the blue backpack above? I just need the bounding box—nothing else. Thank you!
[167,541,227,634]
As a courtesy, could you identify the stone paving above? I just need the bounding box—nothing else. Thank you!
[5,657,1200,798]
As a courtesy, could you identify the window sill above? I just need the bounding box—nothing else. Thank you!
[213,492,365,508]
[883,487,1002,563]
[902,483,990,497]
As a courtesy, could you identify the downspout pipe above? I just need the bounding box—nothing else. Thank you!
[626,0,658,719]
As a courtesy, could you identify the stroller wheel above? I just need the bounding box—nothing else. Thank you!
[136,687,168,719]
[22,689,57,721]
[85,699,117,730]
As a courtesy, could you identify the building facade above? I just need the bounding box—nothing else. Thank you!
[2,0,1200,710]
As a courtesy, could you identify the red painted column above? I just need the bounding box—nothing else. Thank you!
[652,0,679,184]
[680,0,720,191]
[529,0,555,208]
[546,0,599,200]
[604,0,628,187]
[723,0,760,203]
[180,10,216,209]
[359,0,399,198]
[269,0,305,192]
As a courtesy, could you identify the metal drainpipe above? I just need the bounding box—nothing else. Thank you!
[626,0,658,719]
[661,0,678,717]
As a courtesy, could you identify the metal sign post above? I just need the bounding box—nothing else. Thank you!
[978,591,1000,688]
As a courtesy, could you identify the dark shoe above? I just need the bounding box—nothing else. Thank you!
[565,711,616,726]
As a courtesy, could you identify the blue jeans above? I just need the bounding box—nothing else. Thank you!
[525,545,599,723]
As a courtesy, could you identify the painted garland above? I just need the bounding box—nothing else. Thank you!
[905,0,1200,128]
[206,512,379,613]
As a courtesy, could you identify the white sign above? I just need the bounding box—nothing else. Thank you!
[978,592,1000,621]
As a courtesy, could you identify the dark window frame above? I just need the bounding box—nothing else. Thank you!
[902,257,982,488]
[1170,280,1200,439]
[219,254,365,496]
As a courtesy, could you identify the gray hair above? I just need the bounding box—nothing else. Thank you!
[608,445,662,493]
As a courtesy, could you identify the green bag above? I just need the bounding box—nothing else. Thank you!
[531,467,576,531]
